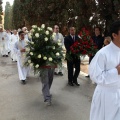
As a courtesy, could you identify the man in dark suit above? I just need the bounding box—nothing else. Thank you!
[64,27,81,86]
[86,27,104,78]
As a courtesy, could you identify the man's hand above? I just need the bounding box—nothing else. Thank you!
[2,37,4,40]
[21,49,25,52]
[116,65,120,75]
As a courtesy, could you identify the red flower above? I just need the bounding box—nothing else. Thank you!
[85,30,90,35]
[82,28,86,31]
[79,31,83,36]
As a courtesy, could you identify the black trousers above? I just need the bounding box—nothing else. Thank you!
[67,58,81,83]
[89,56,94,64]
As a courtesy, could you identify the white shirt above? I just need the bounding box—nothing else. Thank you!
[53,32,64,45]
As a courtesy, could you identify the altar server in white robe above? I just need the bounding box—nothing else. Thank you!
[10,30,19,61]
[14,31,29,84]
[89,21,120,120]
[0,27,9,57]
[53,25,64,76]
[6,30,12,53]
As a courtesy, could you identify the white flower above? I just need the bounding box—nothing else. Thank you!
[56,52,60,56]
[47,27,53,31]
[35,64,39,68]
[31,29,35,32]
[52,33,56,39]
[53,33,56,36]
[52,46,55,49]
[28,60,31,63]
[28,34,32,39]
[31,42,34,44]
[44,37,48,41]
[38,27,41,31]
[45,31,49,35]
[58,39,61,42]
[32,25,37,28]
[26,48,30,52]
[63,54,66,57]
[35,33,39,38]
[23,53,26,57]
[62,46,65,50]
[43,56,47,60]
[30,63,33,66]
[41,24,45,29]
[52,34,55,39]
[48,57,53,61]
[30,52,33,56]
[38,54,41,58]
[58,43,62,46]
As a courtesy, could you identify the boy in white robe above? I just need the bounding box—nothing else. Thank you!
[22,27,29,40]
[14,31,29,84]
[89,21,120,120]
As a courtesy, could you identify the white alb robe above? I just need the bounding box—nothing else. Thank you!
[10,34,19,61]
[53,32,64,74]
[0,32,8,55]
[6,32,11,53]
[14,39,29,80]
[89,41,120,120]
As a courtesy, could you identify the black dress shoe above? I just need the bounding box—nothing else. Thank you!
[68,82,74,86]
[21,80,26,85]
[2,55,5,57]
[73,82,80,86]
[58,72,63,76]
[6,55,8,57]
[54,72,58,75]
[85,75,90,78]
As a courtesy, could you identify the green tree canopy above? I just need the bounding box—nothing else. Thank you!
[0,0,3,24]
[12,0,120,35]
[4,2,13,29]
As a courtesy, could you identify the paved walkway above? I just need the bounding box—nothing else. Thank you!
[0,56,95,120]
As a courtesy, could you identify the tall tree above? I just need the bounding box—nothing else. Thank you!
[12,0,25,29]
[18,0,97,33]
[4,2,12,29]
[0,0,3,24]
[92,0,120,36]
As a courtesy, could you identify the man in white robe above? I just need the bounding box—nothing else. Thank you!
[0,27,9,57]
[10,30,19,61]
[89,21,120,120]
[53,25,64,76]
[6,30,12,54]
[14,31,29,84]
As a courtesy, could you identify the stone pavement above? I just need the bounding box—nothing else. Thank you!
[0,56,95,120]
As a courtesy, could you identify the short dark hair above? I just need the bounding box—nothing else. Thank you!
[94,26,101,32]
[69,27,75,30]
[110,21,120,40]
[18,31,24,36]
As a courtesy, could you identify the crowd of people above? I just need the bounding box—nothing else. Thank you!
[0,20,120,120]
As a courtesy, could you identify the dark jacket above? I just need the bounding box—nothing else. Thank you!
[92,35,104,50]
[64,35,80,53]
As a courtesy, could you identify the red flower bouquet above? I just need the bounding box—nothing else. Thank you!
[67,28,98,60]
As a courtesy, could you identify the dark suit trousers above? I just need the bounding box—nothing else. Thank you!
[67,58,81,83]
[89,56,94,64]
